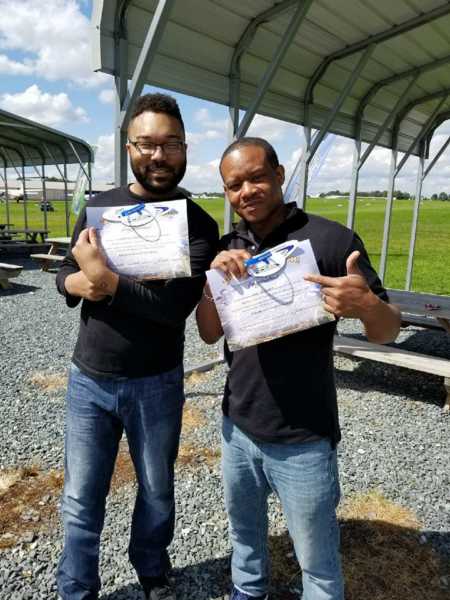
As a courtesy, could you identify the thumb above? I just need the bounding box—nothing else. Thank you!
[77,228,89,243]
[346,250,362,276]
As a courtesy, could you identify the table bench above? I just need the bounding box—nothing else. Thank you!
[0,262,23,289]
[334,335,450,410]
[31,236,70,271]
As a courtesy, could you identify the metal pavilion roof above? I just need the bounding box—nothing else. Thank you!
[0,108,94,169]
[92,0,450,157]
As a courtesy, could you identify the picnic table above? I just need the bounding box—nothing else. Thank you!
[5,228,49,243]
[31,236,70,271]
[334,289,450,410]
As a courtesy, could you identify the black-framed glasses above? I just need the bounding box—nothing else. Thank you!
[128,140,186,156]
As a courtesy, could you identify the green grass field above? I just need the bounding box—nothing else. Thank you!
[1,196,449,294]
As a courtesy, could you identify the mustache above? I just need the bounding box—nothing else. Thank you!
[143,163,175,174]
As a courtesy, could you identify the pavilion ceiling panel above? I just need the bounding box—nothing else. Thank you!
[92,0,450,156]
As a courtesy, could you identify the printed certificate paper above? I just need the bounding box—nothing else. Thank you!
[86,199,191,280]
[206,239,335,351]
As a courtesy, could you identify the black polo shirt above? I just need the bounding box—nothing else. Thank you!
[221,203,388,446]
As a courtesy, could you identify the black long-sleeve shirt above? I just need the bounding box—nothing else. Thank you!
[56,185,219,378]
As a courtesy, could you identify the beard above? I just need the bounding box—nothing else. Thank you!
[130,156,187,196]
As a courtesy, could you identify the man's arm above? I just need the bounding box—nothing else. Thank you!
[196,249,251,344]
[304,250,401,344]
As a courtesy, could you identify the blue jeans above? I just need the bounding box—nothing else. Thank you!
[56,363,184,600]
[222,417,343,600]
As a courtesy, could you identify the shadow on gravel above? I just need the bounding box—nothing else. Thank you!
[0,282,40,295]
[335,361,446,406]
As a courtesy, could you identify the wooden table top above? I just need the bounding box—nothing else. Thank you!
[387,289,450,322]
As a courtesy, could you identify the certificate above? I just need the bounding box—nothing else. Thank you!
[86,199,191,280]
[206,239,335,351]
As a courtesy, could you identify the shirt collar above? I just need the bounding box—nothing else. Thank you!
[233,202,305,236]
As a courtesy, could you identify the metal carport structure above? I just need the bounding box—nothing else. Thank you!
[91,0,450,290]
[0,109,94,237]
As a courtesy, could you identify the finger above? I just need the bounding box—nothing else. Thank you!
[304,273,342,287]
[322,300,337,315]
[224,258,246,279]
[88,227,98,248]
[346,250,362,276]
[76,228,89,244]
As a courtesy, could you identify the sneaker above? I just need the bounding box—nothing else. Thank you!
[229,586,268,600]
[140,574,176,600]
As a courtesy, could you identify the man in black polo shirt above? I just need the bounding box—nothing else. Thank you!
[55,93,218,600]
[196,137,400,600]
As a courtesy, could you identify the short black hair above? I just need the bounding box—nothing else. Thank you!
[130,92,185,132]
[220,137,280,171]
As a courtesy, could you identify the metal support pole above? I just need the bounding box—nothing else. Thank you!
[296,127,311,209]
[63,161,70,236]
[423,135,450,178]
[2,160,10,227]
[87,161,92,203]
[21,163,28,230]
[41,163,48,234]
[406,148,425,290]
[347,76,419,230]
[308,44,376,161]
[120,0,175,131]
[379,149,397,283]
[115,29,129,187]
[224,89,240,234]
[347,139,361,229]
[235,0,314,139]
[395,95,448,176]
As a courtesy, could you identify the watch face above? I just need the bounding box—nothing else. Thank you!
[246,241,299,278]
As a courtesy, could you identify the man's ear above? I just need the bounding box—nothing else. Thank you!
[276,165,285,186]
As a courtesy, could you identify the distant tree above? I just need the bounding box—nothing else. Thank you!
[438,192,448,201]
[431,193,438,200]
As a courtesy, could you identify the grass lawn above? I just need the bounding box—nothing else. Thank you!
[1,196,448,295]
[195,196,450,295]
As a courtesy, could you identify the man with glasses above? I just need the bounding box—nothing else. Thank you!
[55,93,218,600]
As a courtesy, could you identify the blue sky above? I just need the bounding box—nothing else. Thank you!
[1,0,449,196]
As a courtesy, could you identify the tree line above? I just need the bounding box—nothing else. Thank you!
[318,190,450,200]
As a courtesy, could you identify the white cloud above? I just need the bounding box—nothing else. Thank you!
[0,0,108,87]
[186,129,224,145]
[185,159,223,193]
[0,54,33,75]
[193,108,228,133]
[0,85,88,126]
[98,89,115,104]
[92,133,115,182]
[247,114,300,142]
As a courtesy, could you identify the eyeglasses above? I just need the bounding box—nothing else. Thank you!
[128,140,186,156]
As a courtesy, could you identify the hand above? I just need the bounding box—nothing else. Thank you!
[304,251,380,319]
[211,249,252,279]
[64,271,108,301]
[72,228,107,284]
[72,228,119,295]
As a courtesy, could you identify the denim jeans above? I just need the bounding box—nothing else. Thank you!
[56,363,185,600]
[222,416,343,600]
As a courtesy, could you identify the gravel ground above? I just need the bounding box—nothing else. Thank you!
[0,261,449,599]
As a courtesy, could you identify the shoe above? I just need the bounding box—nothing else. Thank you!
[140,574,176,600]
[229,585,268,600]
